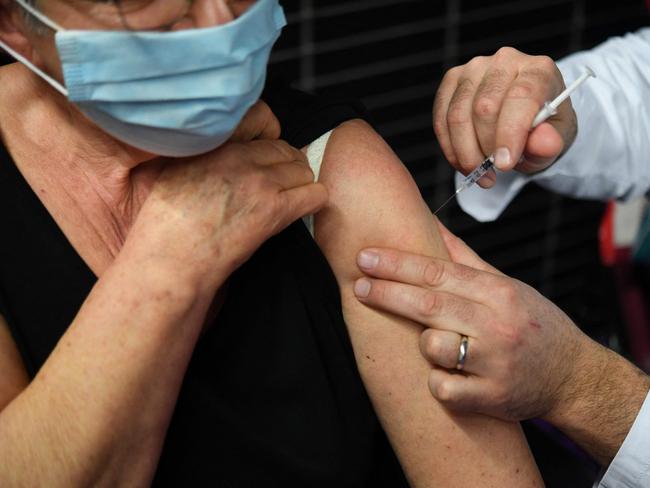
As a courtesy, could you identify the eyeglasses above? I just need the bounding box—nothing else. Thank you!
[18,0,238,32]
[81,0,197,31]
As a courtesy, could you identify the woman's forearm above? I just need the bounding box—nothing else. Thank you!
[0,250,221,487]
[0,133,327,487]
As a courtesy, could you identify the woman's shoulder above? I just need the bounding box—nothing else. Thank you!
[324,117,412,185]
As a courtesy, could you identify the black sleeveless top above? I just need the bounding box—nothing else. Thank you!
[0,84,408,487]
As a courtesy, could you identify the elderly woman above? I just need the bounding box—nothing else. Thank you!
[0,0,543,486]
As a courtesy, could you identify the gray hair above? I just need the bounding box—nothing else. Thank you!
[19,0,50,35]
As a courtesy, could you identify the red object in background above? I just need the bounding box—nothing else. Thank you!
[611,248,650,372]
[599,202,616,265]
[600,202,650,372]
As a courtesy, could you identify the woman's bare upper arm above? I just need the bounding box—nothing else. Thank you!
[312,119,542,487]
[313,119,448,275]
[0,315,29,411]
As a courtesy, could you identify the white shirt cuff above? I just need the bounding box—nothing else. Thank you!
[599,390,650,487]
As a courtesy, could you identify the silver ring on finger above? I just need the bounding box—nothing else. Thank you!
[455,335,469,371]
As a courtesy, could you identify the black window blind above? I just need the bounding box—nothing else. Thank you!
[269,0,648,348]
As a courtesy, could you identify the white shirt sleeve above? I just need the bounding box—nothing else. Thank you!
[598,390,650,488]
[458,27,650,222]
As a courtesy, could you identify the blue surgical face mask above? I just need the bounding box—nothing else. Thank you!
[0,0,286,157]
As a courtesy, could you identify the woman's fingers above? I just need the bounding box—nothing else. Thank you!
[420,329,483,373]
[233,138,323,224]
[279,182,328,228]
[230,101,281,142]
[247,139,309,167]
[262,161,315,189]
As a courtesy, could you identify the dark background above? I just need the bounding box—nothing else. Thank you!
[268,1,647,485]
[269,0,648,351]
[1,1,648,485]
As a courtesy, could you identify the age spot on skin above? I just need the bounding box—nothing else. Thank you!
[529,321,542,330]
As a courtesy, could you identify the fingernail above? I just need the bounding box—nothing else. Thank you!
[358,250,379,270]
[494,147,511,170]
[354,278,372,298]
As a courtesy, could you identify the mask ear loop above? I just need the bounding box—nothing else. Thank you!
[0,40,69,97]
[0,0,68,96]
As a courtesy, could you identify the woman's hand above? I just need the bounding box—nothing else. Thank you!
[434,47,577,186]
[352,219,592,422]
[124,138,327,292]
[229,100,281,142]
[0,127,326,488]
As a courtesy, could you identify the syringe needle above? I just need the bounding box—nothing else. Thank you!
[434,156,493,214]
[433,187,463,215]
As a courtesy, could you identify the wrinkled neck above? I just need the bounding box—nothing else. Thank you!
[0,63,164,275]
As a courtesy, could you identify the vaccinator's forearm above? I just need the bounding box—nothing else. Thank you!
[545,337,650,465]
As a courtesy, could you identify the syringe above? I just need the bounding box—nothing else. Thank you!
[434,67,596,215]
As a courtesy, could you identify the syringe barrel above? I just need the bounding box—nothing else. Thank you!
[465,158,494,184]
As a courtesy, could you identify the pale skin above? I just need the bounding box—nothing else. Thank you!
[354,48,650,466]
[1,1,542,485]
